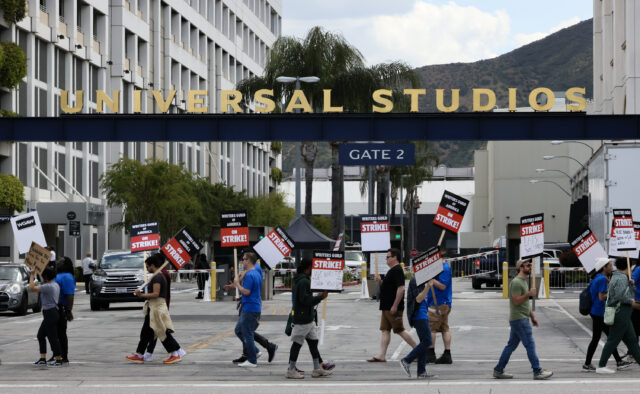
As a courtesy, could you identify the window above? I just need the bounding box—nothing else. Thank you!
[35,39,48,83]
[90,142,98,155]
[55,152,66,193]
[74,157,83,193]
[34,147,48,190]
[90,161,99,197]
[187,146,192,171]
[17,143,28,185]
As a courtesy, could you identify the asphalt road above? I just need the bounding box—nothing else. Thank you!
[1,278,639,393]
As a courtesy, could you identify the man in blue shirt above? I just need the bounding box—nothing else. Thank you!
[231,252,262,368]
[54,257,76,364]
[426,261,452,364]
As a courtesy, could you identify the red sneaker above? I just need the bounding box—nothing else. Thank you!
[163,354,182,364]
[126,354,144,363]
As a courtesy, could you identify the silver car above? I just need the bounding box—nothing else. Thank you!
[0,264,42,315]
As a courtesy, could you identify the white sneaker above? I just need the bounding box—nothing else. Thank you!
[143,352,153,362]
[178,348,186,358]
[256,351,263,359]
[595,367,615,374]
[238,360,257,368]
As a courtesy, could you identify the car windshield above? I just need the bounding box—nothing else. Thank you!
[345,251,364,261]
[99,253,144,269]
[0,266,20,281]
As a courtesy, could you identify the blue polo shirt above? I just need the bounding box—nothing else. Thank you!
[241,267,262,313]
[413,300,429,321]
[590,273,608,317]
[632,266,640,301]
[54,272,76,306]
[427,262,452,307]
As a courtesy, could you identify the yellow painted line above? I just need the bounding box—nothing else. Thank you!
[192,329,235,351]
[271,305,276,315]
[280,305,287,315]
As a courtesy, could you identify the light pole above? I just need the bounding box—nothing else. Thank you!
[543,155,586,170]
[276,76,320,218]
[535,168,573,182]
[529,179,571,197]
[550,140,594,155]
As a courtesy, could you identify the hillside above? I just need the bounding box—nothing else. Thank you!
[282,19,593,173]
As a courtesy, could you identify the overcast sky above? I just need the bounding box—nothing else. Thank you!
[281,0,593,68]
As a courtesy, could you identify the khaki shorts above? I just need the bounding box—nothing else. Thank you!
[428,305,451,333]
[380,310,405,333]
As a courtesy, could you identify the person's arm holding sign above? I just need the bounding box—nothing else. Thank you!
[134,283,161,299]
[29,270,40,292]
[511,286,536,306]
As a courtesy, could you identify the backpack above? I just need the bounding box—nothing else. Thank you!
[579,282,592,316]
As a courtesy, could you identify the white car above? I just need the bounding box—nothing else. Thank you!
[344,250,366,269]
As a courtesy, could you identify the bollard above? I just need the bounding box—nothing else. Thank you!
[544,261,550,299]
[360,262,369,299]
[502,262,509,299]
[210,261,217,301]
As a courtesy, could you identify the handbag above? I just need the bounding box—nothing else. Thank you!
[285,310,294,336]
[604,286,619,326]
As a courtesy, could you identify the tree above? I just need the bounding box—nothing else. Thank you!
[0,173,25,212]
[0,42,27,89]
[301,141,317,221]
[0,0,27,25]
[247,192,295,228]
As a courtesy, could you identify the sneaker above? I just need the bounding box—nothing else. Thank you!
[493,370,513,379]
[60,358,69,365]
[256,351,263,359]
[163,355,182,364]
[47,359,63,368]
[178,348,187,358]
[626,354,635,362]
[238,360,257,368]
[322,362,335,371]
[143,352,153,362]
[286,368,304,379]
[33,358,47,366]
[233,356,247,364]
[596,366,615,374]
[126,354,145,363]
[435,352,452,364]
[267,344,278,363]
[582,363,595,372]
[296,367,305,374]
[533,369,553,380]
[312,368,333,378]
[426,350,436,364]
[399,359,411,377]
[417,372,437,380]
[616,360,632,370]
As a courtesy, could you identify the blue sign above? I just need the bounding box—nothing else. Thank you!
[339,143,415,166]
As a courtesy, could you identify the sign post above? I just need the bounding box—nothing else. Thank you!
[520,214,544,310]
[220,211,249,299]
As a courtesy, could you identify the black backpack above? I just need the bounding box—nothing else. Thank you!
[579,282,592,316]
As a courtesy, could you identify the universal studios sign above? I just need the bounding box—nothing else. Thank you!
[58,87,587,114]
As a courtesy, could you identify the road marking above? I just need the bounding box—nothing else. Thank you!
[390,328,415,360]
[548,298,604,349]
[191,328,235,352]
[279,305,287,315]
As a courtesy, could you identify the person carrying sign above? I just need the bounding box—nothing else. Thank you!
[426,259,453,364]
[493,259,553,380]
[127,253,184,364]
[285,259,331,379]
[29,266,63,367]
[367,248,417,362]
[399,276,434,379]
[595,258,640,374]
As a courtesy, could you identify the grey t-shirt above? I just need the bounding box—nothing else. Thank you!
[40,282,60,311]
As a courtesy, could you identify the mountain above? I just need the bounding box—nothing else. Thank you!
[281,19,593,173]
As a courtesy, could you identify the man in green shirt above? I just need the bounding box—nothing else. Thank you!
[493,259,553,380]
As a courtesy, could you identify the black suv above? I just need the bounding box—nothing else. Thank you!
[472,246,507,289]
[90,250,147,310]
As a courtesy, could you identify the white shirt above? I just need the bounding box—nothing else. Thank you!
[82,257,95,275]
[50,250,56,262]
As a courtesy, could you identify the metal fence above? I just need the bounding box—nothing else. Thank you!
[444,250,500,278]
[546,266,589,289]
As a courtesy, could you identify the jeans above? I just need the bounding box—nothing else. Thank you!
[598,304,640,367]
[235,311,260,363]
[403,319,432,375]
[495,318,541,374]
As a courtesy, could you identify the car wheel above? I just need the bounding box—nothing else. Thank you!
[102,302,110,310]
[15,293,29,315]
[90,296,101,311]
[472,278,481,290]
[32,295,42,313]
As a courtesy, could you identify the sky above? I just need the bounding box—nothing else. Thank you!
[281,0,593,68]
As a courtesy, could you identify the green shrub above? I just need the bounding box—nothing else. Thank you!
[0,42,27,89]
[0,173,25,212]
[270,167,283,184]
[0,109,19,117]
[270,141,282,154]
[342,270,354,283]
[0,0,27,25]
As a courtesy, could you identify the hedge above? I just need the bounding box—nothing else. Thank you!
[0,42,27,89]
[0,173,25,212]
[0,0,27,25]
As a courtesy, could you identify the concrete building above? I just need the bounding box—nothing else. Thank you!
[593,0,640,114]
[0,0,282,263]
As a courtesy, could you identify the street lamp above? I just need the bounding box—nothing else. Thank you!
[276,76,320,218]
[535,168,573,182]
[543,155,586,170]
[550,140,594,155]
[529,179,571,197]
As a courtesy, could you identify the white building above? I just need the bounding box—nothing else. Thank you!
[593,0,640,114]
[0,0,282,263]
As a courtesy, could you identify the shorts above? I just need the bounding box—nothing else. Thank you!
[428,305,451,333]
[291,322,318,345]
[380,310,405,333]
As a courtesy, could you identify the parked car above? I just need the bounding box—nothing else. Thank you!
[0,264,41,315]
[344,250,366,269]
[90,250,148,311]
[273,257,296,289]
[472,246,506,289]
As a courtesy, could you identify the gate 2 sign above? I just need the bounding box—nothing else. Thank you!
[339,143,414,166]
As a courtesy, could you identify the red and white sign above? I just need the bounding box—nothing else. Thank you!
[311,251,345,292]
[253,227,295,268]
[571,228,607,273]
[413,247,444,286]
[130,221,160,253]
[161,227,202,270]
[433,190,469,234]
[612,209,635,251]
[410,248,418,257]
[519,213,544,259]
[220,211,249,247]
[360,215,390,252]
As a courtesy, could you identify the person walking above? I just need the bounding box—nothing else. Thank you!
[54,257,76,364]
[367,248,417,362]
[230,251,262,368]
[29,266,63,367]
[399,276,434,379]
[285,259,332,379]
[81,253,95,294]
[493,259,553,380]
[630,260,640,355]
[426,260,453,364]
[195,253,209,300]
[126,253,184,364]
[596,258,640,374]
[583,257,631,371]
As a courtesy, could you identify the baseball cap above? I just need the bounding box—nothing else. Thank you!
[516,259,531,270]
